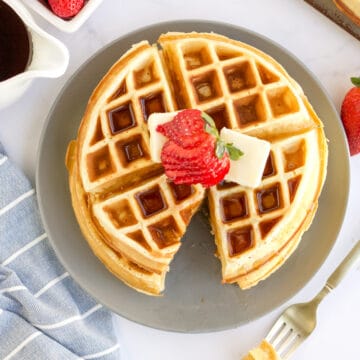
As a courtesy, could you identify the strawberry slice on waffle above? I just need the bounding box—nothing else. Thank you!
[157,109,242,187]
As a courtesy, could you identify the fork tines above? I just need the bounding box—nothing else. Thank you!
[266,319,303,359]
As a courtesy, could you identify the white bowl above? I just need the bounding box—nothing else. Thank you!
[22,0,104,32]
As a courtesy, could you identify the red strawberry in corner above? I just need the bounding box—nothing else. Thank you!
[157,110,243,187]
[341,77,360,156]
[48,0,85,18]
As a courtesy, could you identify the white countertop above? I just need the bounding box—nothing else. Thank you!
[1,0,360,359]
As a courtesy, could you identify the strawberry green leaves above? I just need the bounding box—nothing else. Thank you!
[202,112,244,161]
[226,143,243,160]
[351,77,360,87]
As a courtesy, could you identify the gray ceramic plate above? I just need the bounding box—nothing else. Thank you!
[36,20,350,333]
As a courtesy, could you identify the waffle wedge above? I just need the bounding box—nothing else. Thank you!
[159,32,327,289]
[67,32,327,295]
[66,41,205,295]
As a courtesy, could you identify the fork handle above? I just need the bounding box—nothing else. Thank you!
[326,240,360,291]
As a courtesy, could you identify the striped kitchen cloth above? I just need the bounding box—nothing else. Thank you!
[0,146,121,360]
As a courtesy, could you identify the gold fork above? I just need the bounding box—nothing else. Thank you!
[265,240,360,359]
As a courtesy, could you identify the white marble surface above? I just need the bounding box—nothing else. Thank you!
[1,0,360,359]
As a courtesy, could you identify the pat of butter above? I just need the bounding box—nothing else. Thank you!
[148,112,178,162]
[220,128,271,188]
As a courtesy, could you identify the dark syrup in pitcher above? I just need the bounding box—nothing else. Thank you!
[0,1,32,82]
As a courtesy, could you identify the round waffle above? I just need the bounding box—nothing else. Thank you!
[67,32,327,295]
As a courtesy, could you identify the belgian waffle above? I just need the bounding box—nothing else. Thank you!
[67,32,327,295]
[159,32,327,289]
[66,41,205,295]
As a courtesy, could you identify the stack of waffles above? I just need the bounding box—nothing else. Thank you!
[66,32,327,295]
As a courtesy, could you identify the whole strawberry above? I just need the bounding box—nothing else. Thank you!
[341,77,360,156]
[48,0,85,18]
[158,110,243,187]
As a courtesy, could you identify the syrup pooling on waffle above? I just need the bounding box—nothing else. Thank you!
[79,42,177,194]
[208,131,322,286]
[66,141,167,295]
[92,174,203,273]
[159,33,314,138]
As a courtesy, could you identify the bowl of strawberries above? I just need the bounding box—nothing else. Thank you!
[23,0,104,32]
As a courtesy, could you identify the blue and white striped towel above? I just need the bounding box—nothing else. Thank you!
[0,146,121,360]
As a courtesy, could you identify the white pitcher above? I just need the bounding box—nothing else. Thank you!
[0,0,69,109]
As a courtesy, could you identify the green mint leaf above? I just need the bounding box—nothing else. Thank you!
[215,141,226,159]
[351,77,360,87]
[205,123,219,138]
[225,143,244,161]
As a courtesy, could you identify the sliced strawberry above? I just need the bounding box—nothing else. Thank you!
[156,109,207,148]
[170,157,230,187]
[160,137,213,164]
[158,109,242,187]
[161,136,230,187]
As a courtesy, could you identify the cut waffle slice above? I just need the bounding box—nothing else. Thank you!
[66,141,167,295]
[208,126,326,288]
[68,41,205,295]
[159,32,327,288]
[158,32,316,137]
[77,41,177,194]
[91,174,204,275]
